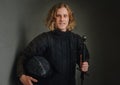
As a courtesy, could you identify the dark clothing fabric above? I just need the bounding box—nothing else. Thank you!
[17,29,89,85]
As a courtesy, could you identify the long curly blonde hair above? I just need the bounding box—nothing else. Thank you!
[46,2,76,31]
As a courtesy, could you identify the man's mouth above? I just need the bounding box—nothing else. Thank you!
[59,23,65,25]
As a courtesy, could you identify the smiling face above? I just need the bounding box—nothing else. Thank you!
[54,7,69,32]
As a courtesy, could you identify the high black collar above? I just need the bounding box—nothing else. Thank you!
[52,29,71,38]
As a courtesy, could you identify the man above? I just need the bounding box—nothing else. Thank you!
[17,2,89,85]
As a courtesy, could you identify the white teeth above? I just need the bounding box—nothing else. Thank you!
[60,23,65,25]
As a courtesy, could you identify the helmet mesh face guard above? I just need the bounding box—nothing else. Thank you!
[25,56,53,79]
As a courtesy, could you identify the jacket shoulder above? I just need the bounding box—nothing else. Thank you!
[33,31,50,41]
[71,32,82,39]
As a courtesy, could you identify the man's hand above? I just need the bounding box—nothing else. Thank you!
[20,74,38,85]
[81,62,89,72]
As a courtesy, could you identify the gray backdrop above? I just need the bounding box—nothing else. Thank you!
[0,0,119,85]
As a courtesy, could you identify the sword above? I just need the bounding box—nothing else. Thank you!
[80,35,87,85]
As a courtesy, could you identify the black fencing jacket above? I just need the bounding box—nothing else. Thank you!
[17,29,89,85]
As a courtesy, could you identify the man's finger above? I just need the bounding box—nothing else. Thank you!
[30,77,38,83]
[28,79,33,85]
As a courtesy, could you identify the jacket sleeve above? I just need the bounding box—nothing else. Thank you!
[76,34,90,67]
[16,32,48,78]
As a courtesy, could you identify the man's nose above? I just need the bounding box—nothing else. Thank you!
[60,16,64,21]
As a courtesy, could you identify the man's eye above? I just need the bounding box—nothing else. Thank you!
[56,15,60,17]
[64,15,67,17]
